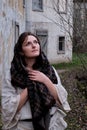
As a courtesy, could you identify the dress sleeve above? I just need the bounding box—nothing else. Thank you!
[52,67,71,112]
[2,69,20,129]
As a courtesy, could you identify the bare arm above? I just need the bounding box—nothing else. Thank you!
[43,77,61,104]
[17,88,28,112]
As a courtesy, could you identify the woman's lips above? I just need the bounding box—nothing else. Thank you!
[32,50,38,52]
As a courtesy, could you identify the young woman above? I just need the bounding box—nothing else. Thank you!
[2,32,70,130]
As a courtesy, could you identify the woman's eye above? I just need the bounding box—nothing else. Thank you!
[26,42,31,46]
[24,40,38,46]
[34,40,38,44]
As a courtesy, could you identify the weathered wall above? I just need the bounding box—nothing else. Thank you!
[0,0,25,90]
[25,0,73,63]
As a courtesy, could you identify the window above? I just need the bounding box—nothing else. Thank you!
[36,30,48,55]
[58,36,65,53]
[58,0,67,13]
[23,0,25,8]
[15,22,19,44]
[32,0,43,11]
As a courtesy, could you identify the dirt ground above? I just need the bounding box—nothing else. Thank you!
[57,68,87,130]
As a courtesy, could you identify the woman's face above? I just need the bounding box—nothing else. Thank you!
[22,35,40,58]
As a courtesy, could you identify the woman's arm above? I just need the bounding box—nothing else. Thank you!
[17,88,28,112]
[43,77,62,104]
[52,67,71,111]
[2,70,28,129]
[2,70,20,129]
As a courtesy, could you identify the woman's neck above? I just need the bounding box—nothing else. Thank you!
[25,58,36,69]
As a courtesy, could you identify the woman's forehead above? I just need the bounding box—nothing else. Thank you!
[27,35,37,41]
[23,35,37,45]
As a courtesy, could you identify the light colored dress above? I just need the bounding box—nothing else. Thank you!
[2,67,71,130]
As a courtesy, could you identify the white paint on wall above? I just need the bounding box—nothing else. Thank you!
[26,0,73,63]
[0,0,26,89]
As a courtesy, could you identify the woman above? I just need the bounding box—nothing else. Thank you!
[2,32,71,130]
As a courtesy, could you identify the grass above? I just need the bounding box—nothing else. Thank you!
[52,53,87,130]
[52,52,87,129]
[52,52,87,70]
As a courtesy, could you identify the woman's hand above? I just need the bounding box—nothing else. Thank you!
[28,70,48,84]
[27,69,61,102]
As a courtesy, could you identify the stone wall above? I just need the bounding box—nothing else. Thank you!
[25,0,73,63]
[0,0,25,90]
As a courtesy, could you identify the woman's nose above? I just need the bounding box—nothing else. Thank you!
[32,42,36,47]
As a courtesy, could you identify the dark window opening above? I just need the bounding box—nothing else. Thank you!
[32,0,43,11]
[15,22,19,44]
[58,36,65,53]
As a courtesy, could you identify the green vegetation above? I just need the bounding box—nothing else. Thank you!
[52,53,87,70]
[59,68,87,130]
[52,53,87,129]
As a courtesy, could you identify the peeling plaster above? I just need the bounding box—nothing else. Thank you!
[0,0,25,90]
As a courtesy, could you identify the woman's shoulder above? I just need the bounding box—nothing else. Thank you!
[51,66,59,78]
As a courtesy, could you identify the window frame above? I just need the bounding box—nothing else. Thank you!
[23,0,25,8]
[36,30,48,55]
[15,22,19,44]
[57,36,65,54]
[32,0,43,12]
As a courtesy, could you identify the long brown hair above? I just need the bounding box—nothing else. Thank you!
[13,32,46,69]
[14,32,40,54]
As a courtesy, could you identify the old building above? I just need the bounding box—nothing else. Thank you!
[0,0,26,88]
[25,0,73,63]
[0,0,73,88]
